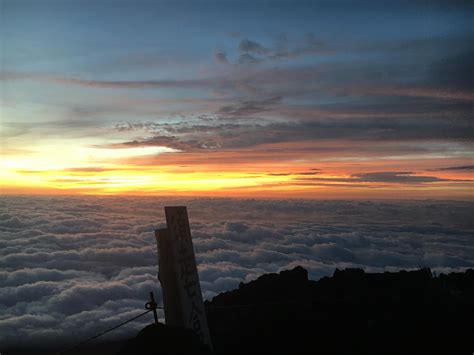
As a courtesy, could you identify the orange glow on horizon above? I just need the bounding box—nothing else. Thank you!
[2,164,473,200]
[1,140,473,199]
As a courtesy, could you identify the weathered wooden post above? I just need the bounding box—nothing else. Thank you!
[155,206,213,349]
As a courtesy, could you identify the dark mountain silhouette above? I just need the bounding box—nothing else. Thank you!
[206,266,474,355]
[3,267,473,355]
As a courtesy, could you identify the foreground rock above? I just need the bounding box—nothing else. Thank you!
[206,266,474,355]
[117,323,212,355]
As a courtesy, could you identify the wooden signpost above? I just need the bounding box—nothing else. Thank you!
[155,206,213,349]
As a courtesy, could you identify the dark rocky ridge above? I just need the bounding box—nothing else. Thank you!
[206,266,474,354]
[3,266,473,355]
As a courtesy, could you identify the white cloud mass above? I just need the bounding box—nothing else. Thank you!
[0,196,473,348]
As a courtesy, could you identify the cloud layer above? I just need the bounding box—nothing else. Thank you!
[1,196,473,348]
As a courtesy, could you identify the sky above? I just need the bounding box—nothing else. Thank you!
[1,0,473,198]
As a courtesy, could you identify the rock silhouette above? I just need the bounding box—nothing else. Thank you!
[205,266,474,355]
[117,323,212,355]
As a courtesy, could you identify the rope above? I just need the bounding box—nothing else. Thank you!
[56,307,163,354]
[56,295,297,354]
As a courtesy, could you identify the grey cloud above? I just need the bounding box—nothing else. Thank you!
[228,32,241,38]
[238,53,264,64]
[0,281,61,306]
[312,243,355,262]
[267,171,321,176]
[270,32,328,59]
[430,49,474,91]
[217,96,282,116]
[297,171,468,185]
[226,222,248,233]
[0,268,93,287]
[239,39,269,55]
[235,34,328,64]
[0,314,57,330]
[352,171,449,183]
[214,51,229,64]
[108,117,474,155]
[102,135,199,151]
[298,171,321,175]
[1,71,218,90]
[52,77,209,89]
[0,196,473,347]
[4,51,472,116]
[49,282,137,314]
[430,165,474,171]
[358,35,472,57]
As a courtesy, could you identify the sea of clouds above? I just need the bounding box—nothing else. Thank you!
[1,196,473,348]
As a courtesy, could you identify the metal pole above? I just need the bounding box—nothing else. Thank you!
[146,291,159,324]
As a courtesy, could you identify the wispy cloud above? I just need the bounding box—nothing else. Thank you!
[106,118,474,157]
[239,39,270,55]
[352,171,449,183]
[234,33,329,64]
[214,51,229,64]
[267,171,321,176]
[217,96,282,116]
[429,165,474,171]
[298,171,470,184]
